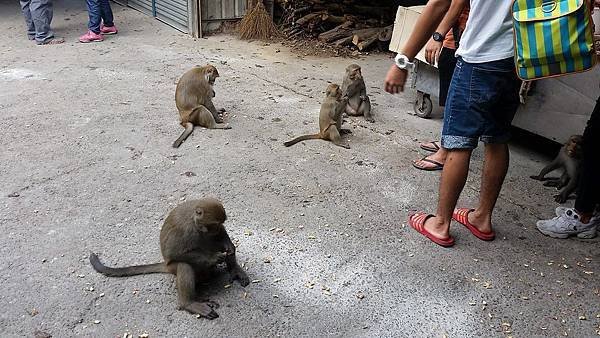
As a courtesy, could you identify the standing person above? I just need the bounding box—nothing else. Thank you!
[79,0,118,43]
[20,0,64,45]
[537,4,600,238]
[413,4,469,171]
[384,0,521,247]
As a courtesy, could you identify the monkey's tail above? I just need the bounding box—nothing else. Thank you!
[172,122,194,148]
[89,253,169,277]
[283,134,321,147]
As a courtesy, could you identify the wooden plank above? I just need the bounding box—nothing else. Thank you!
[234,0,246,18]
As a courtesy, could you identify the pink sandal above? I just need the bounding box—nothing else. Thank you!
[409,212,455,247]
[452,208,495,241]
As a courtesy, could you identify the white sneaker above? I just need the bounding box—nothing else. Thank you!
[537,208,598,239]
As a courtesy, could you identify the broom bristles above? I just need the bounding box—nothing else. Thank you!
[238,1,280,40]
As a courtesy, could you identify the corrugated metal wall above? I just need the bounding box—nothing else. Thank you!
[201,0,247,22]
[155,0,189,32]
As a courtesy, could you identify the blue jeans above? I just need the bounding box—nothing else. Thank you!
[441,57,521,150]
[86,0,114,34]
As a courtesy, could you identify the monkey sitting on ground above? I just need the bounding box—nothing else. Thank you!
[172,65,230,148]
[89,198,250,319]
[530,135,583,203]
[283,83,351,149]
[341,64,374,123]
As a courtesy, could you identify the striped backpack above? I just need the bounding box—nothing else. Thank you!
[512,0,597,80]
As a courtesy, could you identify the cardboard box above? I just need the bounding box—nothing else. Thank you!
[389,6,427,62]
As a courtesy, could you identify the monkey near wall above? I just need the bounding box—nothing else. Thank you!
[173,65,230,148]
[284,83,351,149]
[531,135,583,203]
[89,198,250,319]
[341,64,374,123]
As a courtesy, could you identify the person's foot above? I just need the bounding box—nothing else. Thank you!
[100,24,118,35]
[419,141,440,153]
[36,37,65,45]
[413,156,444,171]
[27,35,35,41]
[79,30,104,43]
[413,149,447,171]
[537,208,598,239]
[408,212,454,247]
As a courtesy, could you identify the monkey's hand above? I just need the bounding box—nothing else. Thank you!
[359,95,368,102]
[230,267,250,287]
[211,251,228,265]
[223,240,236,256]
[530,175,544,181]
[554,193,568,203]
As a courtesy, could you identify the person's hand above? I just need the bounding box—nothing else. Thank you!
[424,38,443,65]
[384,64,408,94]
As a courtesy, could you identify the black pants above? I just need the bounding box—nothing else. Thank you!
[438,47,457,107]
[575,96,600,214]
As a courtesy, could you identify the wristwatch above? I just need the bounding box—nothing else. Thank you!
[432,32,444,42]
[394,54,415,70]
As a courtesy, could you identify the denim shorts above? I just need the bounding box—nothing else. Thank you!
[441,57,521,150]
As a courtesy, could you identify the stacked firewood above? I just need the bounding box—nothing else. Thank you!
[275,0,396,52]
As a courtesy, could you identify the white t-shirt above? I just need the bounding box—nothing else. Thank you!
[456,0,515,63]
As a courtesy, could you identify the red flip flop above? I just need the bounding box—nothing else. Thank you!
[452,208,495,241]
[408,212,455,247]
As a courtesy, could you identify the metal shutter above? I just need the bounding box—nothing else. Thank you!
[128,0,153,15]
[155,0,189,33]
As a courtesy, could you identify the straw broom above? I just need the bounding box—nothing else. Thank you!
[238,1,279,40]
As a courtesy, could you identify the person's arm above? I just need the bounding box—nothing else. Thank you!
[425,0,468,65]
[384,0,452,94]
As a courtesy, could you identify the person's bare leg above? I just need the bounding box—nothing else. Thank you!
[423,149,472,238]
[469,143,509,233]
[413,148,449,169]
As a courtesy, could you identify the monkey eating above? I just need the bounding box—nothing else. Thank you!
[530,135,583,203]
[283,83,350,149]
[89,198,250,319]
[172,65,230,148]
[341,64,374,123]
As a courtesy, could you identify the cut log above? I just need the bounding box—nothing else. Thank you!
[296,11,326,26]
[318,21,354,42]
[378,24,394,41]
[333,35,353,47]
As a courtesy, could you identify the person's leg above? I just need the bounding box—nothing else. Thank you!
[29,0,55,43]
[574,96,600,223]
[463,57,520,234]
[99,0,115,27]
[412,57,479,241]
[412,47,457,171]
[423,148,473,239]
[86,0,101,34]
[20,0,36,40]
[468,143,509,233]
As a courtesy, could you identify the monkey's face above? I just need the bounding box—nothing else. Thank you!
[202,64,220,85]
[566,135,583,158]
[346,65,362,81]
[325,84,342,99]
[193,198,227,233]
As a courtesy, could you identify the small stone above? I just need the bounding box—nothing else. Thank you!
[94,320,101,324]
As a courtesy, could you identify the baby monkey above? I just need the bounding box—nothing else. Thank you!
[341,64,374,122]
[531,135,583,203]
[89,198,250,319]
[172,65,230,148]
[284,83,350,149]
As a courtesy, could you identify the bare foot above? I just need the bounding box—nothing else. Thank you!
[467,209,493,234]
[423,215,451,239]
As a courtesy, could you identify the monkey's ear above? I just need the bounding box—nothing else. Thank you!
[195,208,204,218]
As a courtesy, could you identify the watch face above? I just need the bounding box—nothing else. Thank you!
[433,32,443,42]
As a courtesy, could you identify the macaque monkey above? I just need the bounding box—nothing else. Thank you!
[531,135,583,203]
[283,83,350,149]
[172,65,230,148]
[341,64,374,123]
[89,198,250,319]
